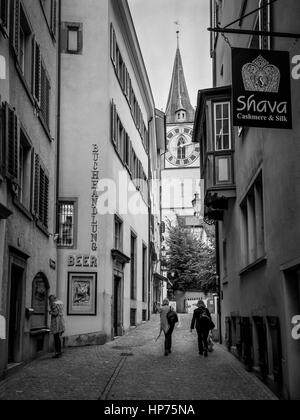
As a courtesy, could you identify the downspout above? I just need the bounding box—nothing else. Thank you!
[215,221,222,344]
[55,0,62,297]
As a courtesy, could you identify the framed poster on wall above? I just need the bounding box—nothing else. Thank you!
[67,272,97,316]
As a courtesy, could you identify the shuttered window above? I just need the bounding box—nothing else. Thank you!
[0,0,9,34]
[10,0,20,57]
[34,154,49,229]
[40,61,50,128]
[32,39,41,105]
[0,99,3,174]
[4,102,19,181]
[110,23,148,153]
[110,99,148,204]
[50,0,57,36]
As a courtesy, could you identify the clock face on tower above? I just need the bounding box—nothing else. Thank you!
[165,126,200,167]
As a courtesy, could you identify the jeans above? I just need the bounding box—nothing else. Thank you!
[164,324,175,351]
[53,333,62,354]
[197,329,209,353]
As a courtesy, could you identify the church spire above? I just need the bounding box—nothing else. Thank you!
[165,32,195,124]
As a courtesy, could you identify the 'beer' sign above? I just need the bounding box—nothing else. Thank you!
[232,48,292,129]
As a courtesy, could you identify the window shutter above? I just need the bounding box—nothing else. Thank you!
[40,62,50,127]
[111,100,117,146]
[39,166,45,223]
[0,0,9,32]
[10,0,20,57]
[0,98,3,174]
[33,153,40,216]
[4,102,19,181]
[110,24,116,66]
[43,173,49,228]
[32,40,41,106]
[51,0,57,36]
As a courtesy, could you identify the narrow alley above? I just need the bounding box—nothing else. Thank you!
[0,315,277,401]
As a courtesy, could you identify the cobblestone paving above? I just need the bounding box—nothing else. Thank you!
[0,315,277,400]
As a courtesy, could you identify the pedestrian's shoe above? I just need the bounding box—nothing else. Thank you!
[204,350,208,357]
[52,354,60,359]
[199,351,203,356]
[164,351,169,356]
[168,349,172,354]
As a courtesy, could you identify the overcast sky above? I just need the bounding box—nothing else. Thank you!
[128,0,212,111]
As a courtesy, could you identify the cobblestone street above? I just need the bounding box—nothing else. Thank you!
[0,315,277,400]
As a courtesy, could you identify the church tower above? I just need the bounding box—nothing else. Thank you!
[162,33,201,221]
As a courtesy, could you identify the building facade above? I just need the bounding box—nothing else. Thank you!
[58,0,164,345]
[0,0,58,377]
[194,0,300,399]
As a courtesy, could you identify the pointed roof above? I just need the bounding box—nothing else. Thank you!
[165,47,195,124]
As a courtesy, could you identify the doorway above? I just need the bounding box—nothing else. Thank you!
[8,264,24,364]
[113,276,122,337]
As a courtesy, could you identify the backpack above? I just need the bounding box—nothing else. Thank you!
[167,307,179,325]
[197,309,215,330]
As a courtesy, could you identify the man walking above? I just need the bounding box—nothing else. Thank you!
[190,300,214,357]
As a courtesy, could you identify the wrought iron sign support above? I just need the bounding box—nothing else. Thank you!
[208,27,300,40]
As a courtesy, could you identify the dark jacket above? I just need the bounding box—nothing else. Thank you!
[191,307,212,331]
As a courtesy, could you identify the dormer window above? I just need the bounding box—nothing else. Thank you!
[176,110,186,121]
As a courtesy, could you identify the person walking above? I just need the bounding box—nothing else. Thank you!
[49,295,65,358]
[190,300,214,357]
[157,299,178,356]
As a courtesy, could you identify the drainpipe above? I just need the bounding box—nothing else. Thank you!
[215,221,222,344]
[55,0,62,297]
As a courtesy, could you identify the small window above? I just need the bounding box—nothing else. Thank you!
[58,201,76,248]
[68,27,79,52]
[214,102,231,151]
[61,22,83,54]
[114,216,123,251]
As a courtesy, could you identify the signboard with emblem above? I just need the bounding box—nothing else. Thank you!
[232,48,292,129]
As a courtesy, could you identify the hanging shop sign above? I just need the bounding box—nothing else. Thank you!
[232,48,292,129]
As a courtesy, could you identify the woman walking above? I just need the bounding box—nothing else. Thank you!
[49,295,65,358]
[190,300,214,357]
[157,299,178,356]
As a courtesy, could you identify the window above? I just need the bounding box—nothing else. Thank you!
[214,102,231,151]
[40,61,50,128]
[17,128,32,209]
[68,27,79,52]
[250,1,272,50]
[33,154,49,231]
[17,3,33,86]
[40,0,57,37]
[110,24,147,149]
[240,172,265,267]
[142,244,147,303]
[130,232,137,300]
[61,22,83,54]
[0,0,9,34]
[32,39,51,131]
[114,216,123,251]
[110,100,148,201]
[58,201,76,248]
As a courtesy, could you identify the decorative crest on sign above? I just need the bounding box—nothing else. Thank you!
[242,55,280,93]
